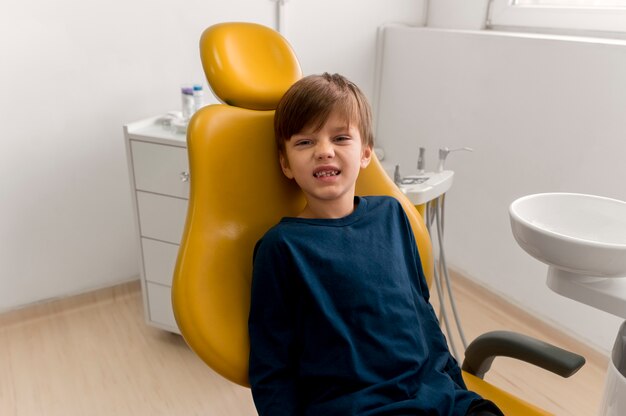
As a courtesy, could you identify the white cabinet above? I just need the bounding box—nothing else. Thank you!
[124,116,189,333]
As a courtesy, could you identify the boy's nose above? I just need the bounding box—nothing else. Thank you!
[315,141,335,159]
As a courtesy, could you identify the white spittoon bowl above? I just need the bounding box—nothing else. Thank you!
[509,193,626,278]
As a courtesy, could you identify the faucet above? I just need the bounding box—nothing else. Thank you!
[437,147,473,172]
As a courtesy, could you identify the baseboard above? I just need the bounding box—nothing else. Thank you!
[0,279,141,328]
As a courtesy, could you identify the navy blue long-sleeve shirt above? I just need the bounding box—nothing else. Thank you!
[248,196,480,415]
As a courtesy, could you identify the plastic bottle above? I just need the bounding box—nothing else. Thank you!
[192,84,204,113]
[181,86,194,121]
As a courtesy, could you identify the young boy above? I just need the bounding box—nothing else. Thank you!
[248,73,503,416]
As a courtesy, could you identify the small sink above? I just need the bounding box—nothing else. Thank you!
[510,193,626,318]
[510,193,626,277]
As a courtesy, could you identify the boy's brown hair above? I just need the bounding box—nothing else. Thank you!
[274,73,374,154]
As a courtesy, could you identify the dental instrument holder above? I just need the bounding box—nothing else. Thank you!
[394,164,402,186]
[393,146,474,360]
[417,147,426,175]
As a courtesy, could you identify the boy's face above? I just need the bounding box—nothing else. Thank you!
[279,111,372,217]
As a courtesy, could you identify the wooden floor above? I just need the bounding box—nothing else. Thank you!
[0,274,608,416]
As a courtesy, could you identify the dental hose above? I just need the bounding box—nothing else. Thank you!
[425,196,468,360]
[425,201,445,325]
[425,202,445,325]
[435,195,468,350]
[427,198,459,360]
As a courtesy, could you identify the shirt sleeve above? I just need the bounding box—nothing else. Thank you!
[248,235,300,416]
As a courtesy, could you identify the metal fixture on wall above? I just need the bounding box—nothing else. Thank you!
[270,0,288,35]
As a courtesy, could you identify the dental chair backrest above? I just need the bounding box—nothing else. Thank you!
[171,21,433,387]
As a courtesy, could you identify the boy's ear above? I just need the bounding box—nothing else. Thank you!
[279,152,294,179]
[360,145,372,169]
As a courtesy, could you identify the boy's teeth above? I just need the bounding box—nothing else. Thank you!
[315,170,339,177]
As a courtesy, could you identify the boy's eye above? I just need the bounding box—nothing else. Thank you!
[334,135,351,143]
[294,139,312,146]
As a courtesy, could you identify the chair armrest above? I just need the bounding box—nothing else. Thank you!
[461,330,586,379]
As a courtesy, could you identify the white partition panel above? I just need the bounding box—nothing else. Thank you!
[376,26,626,352]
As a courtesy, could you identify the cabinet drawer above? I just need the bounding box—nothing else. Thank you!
[142,238,179,286]
[146,282,179,332]
[131,140,189,198]
[137,191,188,243]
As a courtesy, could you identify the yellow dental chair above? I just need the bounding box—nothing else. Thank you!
[172,22,585,415]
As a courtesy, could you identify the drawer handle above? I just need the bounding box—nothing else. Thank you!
[180,171,190,182]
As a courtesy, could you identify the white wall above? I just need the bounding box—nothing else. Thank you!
[426,0,489,30]
[0,1,424,311]
[375,25,626,353]
[284,0,426,98]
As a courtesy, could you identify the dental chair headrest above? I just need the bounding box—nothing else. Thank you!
[200,22,302,111]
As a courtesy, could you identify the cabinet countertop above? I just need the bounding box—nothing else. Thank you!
[125,115,187,147]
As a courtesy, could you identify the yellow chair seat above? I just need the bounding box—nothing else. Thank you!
[464,373,550,415]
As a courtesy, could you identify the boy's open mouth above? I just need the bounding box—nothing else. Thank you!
[313,169,340,178]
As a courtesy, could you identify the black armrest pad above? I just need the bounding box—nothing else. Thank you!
[461,330,586,379]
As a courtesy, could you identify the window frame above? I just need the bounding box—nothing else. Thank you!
[488,0,626,35]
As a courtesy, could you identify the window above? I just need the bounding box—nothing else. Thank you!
[515,0,626,7]
[488,0,626,35]
[513,0,626,9]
